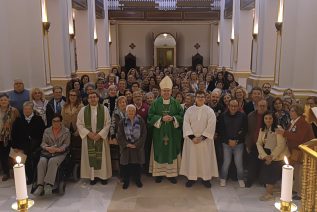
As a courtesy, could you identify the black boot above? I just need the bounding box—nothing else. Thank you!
[186,180,195,188]
[169,177,177,184]
[155,176,163,183]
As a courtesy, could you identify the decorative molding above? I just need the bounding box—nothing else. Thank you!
[271,86,317,97]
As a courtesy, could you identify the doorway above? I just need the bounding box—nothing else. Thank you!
[157,48,174,67]
[154,33,176,67]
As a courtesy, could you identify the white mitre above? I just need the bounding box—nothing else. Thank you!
[159,76,173,90]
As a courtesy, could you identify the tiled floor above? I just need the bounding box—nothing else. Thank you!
[0,175,300,212]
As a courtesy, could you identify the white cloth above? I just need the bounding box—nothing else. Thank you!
[153,99,179,128]
[76,105,112,180]
[180,105,219,180]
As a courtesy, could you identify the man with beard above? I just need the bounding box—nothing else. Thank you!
[209,90,225,119]
[262,83,274,111]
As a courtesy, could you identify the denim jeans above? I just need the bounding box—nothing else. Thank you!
[220,143,244,180]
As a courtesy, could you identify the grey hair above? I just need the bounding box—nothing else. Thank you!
[23,101,34,109]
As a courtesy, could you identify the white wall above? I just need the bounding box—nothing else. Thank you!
[116,21,213,67]
[0,0,47,91]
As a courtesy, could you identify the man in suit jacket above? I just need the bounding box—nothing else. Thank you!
[245,99,268,187]
[46,86,66,127]
[244,87,263,115]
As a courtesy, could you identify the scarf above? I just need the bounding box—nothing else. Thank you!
[0,106,14,146]
[84,104,104,170]
[123,116,141,144]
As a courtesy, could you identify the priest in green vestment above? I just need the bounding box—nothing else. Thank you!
[148,76,183,184]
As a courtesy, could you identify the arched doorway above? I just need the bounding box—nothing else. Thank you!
[154,33,176,68]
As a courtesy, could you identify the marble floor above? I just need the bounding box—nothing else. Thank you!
[0,175,300,212]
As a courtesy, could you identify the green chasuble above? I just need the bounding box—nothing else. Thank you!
[84,104,104,170]
[148,97,184,164]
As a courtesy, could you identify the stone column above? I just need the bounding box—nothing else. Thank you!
[0,0,51,93]
[247,0,279,89]
[96,0,110,74]
[272,0,317,97]
[46,0,73,89]
[218,0,232,68]
[75,0,98,81]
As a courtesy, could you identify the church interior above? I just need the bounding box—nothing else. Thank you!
[0,0,317,211]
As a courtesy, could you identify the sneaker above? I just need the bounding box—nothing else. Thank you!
[33,185,44,196]
[44,184,53,195]
[238,180,245,188]
[220,179,226,187]
[202,180,212,188]
[185,180,195,188]
[259,193,274,201]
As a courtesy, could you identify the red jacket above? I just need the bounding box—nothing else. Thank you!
[284,116,314,150]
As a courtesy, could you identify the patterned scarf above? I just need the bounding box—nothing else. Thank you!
[84,104,104,170]
[123,116,141,144]
[0,106,14,146]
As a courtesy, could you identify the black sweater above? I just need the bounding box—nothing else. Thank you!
[11,115,45,154]
[217,111,248,145]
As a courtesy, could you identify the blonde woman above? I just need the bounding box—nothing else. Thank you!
[31,88,48,126]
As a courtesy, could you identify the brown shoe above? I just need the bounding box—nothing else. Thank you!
[2,175,10,181]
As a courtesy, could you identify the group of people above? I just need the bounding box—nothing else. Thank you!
[0,65,316,201]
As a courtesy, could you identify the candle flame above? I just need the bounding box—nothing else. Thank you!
[16,156,21,164]
[284,156,289,165]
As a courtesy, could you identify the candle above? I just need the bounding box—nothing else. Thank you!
[281,156,294,202]
[13,156,28,200]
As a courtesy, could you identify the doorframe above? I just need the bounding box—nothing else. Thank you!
[154,46,176,67]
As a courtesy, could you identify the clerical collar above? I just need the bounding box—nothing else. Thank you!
[90,105,98,109]
[163,99,170,104]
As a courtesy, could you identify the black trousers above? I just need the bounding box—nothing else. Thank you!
[122,163,141,183]
[0,142,10,175]
[246,146,261,184]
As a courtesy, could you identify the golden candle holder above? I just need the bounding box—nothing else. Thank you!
[274,200,297,212]
[11,198,34,212]
[252,33,258,39]
[94,38,98,44]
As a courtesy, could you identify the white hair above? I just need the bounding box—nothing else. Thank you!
[126,104,136,112]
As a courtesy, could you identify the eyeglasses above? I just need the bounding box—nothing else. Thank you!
[196,96,205,98]
[69,94,77,97]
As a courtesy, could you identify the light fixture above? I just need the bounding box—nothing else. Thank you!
[41,0,50,33]
[68,0,75,39]
[217,24,220,45]
[275,0,284,31]
[252,2,259,39]
[108,24,112,45]
[163,33,168,37]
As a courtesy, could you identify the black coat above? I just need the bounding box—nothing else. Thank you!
[243,101,255,115]
[46,97,66,127]
[11,115,45,154]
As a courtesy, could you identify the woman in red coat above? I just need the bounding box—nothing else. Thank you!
[276,104,314,200]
